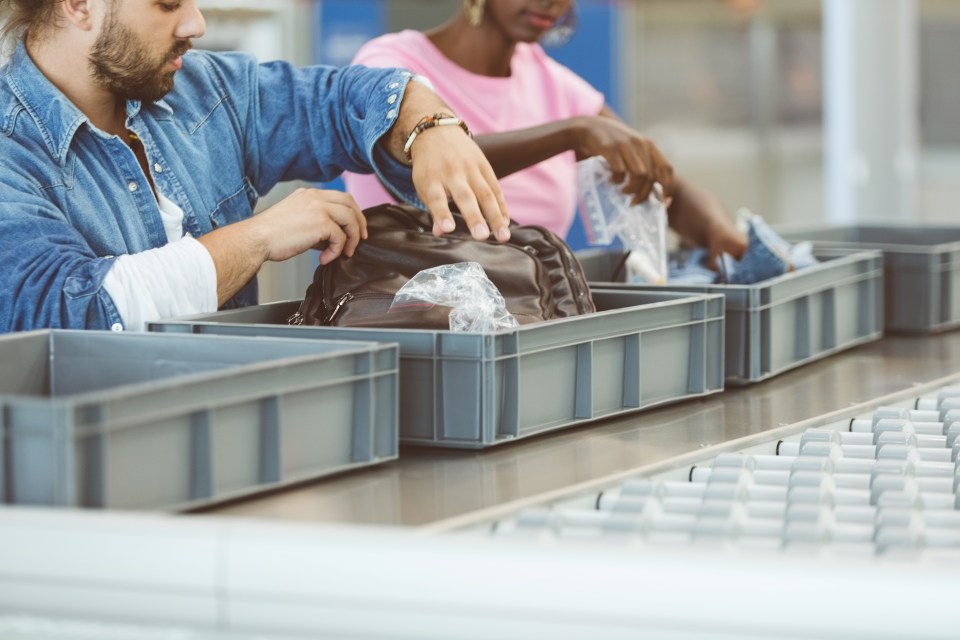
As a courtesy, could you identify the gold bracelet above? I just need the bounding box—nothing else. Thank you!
[403,113,471,162]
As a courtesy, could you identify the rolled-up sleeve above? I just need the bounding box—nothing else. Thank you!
[198,52,419,205]
[0,191,123,331]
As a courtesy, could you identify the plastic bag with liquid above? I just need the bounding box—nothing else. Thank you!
[577,155,669,284]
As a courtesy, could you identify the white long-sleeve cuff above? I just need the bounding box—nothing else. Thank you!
[102,235,218,331]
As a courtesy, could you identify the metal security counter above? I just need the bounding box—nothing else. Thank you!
[4,331,960,640]
[195,331,960,528]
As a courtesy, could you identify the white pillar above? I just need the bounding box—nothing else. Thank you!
[823,0,919,223]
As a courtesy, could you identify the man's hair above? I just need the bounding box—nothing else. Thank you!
[0,0,63,53]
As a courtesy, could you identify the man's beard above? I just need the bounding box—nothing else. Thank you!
[88,12,191,103]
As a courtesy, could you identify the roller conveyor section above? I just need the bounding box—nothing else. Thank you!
[491,383,960,556]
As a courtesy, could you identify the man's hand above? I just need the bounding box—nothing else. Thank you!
[409,125,510,242]
[388,80,510,242]
[199,188,367,306]
[249,188,367,265]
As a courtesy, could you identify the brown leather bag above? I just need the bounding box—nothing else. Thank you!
[289,203,595,329]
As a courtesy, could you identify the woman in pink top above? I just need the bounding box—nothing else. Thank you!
[344,0,745,261]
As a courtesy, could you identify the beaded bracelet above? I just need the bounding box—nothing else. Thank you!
[403,113,472,162]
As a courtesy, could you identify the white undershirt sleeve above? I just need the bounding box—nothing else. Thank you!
[102,193,218,331]
[410,73,436,91]
[102,236,218,331]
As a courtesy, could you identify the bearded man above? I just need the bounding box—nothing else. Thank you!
[0,0,510,332]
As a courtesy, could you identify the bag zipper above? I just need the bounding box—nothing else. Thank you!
[325,291,399,325]
[324,292,354,325]
[287,299,307,325]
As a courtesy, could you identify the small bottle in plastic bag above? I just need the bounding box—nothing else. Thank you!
[577,155,669,284]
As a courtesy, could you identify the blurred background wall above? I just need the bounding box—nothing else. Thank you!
[311,0,960,233]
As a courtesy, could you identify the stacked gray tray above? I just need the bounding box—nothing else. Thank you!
[0,330,399,510]
[779,223,960,333]
[151,289,725,449]
[576,248,884,384]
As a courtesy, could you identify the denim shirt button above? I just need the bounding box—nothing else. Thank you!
[388,82,399,89]
[387,94,397,105]
[153,163,163,173]
[110,323,123,332]
[127,181,138,192]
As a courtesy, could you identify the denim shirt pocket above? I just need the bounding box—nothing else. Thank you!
[208,177,258,229]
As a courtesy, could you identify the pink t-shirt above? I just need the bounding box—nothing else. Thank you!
[342,30,605,238]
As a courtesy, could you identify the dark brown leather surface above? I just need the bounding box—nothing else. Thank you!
[297,204,595,329]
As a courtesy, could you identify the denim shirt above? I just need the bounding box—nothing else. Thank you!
[0,40,419,332]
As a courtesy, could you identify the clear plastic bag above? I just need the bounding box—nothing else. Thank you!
[389,262,519,333]
[577,155,669,284]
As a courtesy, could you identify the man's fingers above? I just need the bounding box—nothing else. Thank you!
[316,224,347,265]
[320,196,366,256]
[468,171,510,242]
[252,187,377,264]
[420,181,457,236]
[478,163,510,240]
[447,178,488,240]
[340,217,362,258]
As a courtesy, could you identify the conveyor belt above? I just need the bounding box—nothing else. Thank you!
[198,331,960,528]
[489,384,960,556]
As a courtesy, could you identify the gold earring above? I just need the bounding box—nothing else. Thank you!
[464,0,486,27]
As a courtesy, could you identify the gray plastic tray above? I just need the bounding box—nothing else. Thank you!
[151,290,725,449]
[778,224,960,333]
[575,249,884,385]
[0,330,398,510]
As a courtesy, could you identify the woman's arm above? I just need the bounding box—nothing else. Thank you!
[667,178,747,262]
[595,105,746,263]
[473,102,745,262]
[474,110,674,204]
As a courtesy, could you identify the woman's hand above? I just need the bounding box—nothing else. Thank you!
[572,110,675,206]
